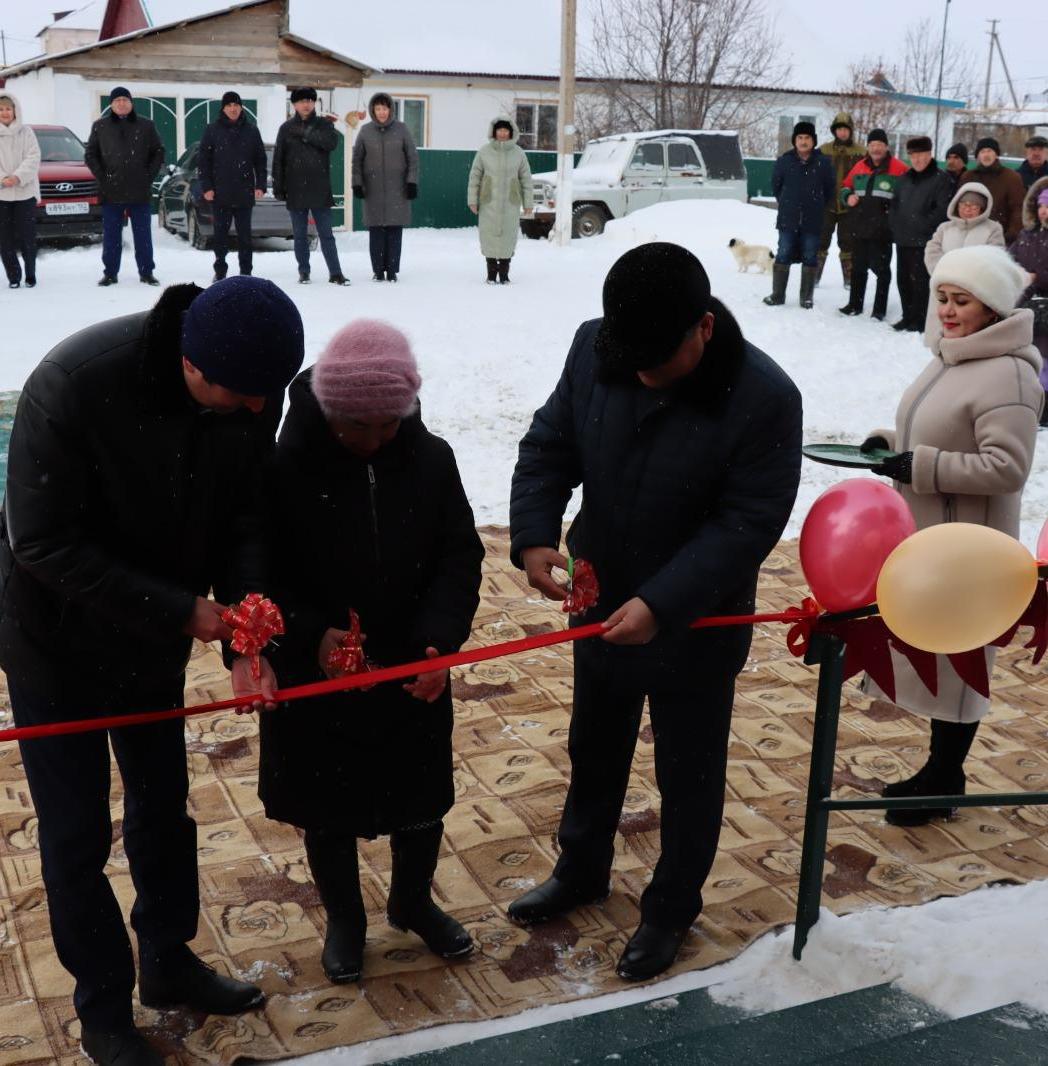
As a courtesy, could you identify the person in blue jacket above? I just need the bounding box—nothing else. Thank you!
[508,243,802,983]
[765,121,836,309]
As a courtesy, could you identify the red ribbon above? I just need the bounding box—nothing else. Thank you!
[221,594,285,680]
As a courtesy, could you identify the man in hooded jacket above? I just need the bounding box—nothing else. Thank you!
[817,112,865,285]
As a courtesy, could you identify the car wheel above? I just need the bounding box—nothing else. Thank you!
[571,203,608,239]
[187,207,209,250]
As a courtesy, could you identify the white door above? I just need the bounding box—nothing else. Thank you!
[622,142,666,212]
[661,139,707,202]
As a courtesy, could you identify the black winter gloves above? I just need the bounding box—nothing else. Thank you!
[873,452,913,484]
[406,182,418,200]
[352,185,364,199]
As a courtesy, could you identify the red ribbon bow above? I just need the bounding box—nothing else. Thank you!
[784,597,822,656]
[563,558,600,615]
[326,609,372,678]
[221,593,285,680]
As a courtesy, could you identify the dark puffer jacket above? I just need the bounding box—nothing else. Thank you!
[84,109,165,204]
[772,147,836,235]
[198,110,267,208]
[510,303,802,682]
[890,163,952,246]
[0,286,281,706]
[258,370,484,835]
[272,112,340,210]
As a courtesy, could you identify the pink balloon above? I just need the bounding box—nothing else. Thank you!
[1037,516,1048,564]
[800,479,917,613]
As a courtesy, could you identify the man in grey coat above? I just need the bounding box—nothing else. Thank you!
[351,92,419,282]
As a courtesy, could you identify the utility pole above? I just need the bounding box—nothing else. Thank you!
[933,0,951,158]
[983,19,997,110]
[553,0,577,247]
[1,30,7,68]
[992,27,1021,110]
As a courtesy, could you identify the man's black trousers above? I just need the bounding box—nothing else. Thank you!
[896,245,931,329]
[212,204,254,274]
[552,637,743,930]
[11,678,198,1029]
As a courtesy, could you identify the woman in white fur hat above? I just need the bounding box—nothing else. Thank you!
[862,245,1042,826]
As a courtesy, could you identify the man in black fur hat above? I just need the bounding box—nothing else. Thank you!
[508,243,802,981]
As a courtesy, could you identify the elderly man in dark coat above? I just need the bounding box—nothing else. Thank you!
[0,277,305,1066]
[273,86,349,285]
[198,91,267,281]
[508,243,802,982]
[351,91,420,282]
[84,86,164,286]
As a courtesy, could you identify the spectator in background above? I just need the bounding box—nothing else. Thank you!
[764,121,834,309]
[890,136,951,332]
[1019,135,1048,191]
[197,92,267,283]
[85,86,164,287]
[944,143,969,195]
[273,87,349,286]
[817,112,865,286]
[838,128,908,320]
[0,93,41,289]
[958,137,1025,243]
[352,92,419,283]
[1009,177,1048,423]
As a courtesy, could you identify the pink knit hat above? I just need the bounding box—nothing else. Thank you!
[312,319,421,420]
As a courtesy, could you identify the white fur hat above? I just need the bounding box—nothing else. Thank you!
[929,245,1029,317]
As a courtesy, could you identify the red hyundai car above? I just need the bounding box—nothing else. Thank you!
[30,124,103,240]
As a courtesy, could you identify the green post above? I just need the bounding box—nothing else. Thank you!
[793,631,846,960]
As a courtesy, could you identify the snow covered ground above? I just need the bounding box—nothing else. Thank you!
[6,205,1048,1062]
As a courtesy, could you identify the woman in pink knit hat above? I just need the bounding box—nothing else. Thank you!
[259,319,484,983]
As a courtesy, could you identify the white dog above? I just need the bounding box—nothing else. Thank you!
[728,238,774,274]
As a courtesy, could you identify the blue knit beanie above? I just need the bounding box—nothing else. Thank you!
[181,276,304,395]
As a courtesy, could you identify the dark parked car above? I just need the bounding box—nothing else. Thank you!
[156,141,315,249]
[29,124,103,240]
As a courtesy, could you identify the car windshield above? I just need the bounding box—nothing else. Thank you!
[577,140,630,169]
[36,129,86,163]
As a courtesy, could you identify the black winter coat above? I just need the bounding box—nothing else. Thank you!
[772,148,836,235]
[891,164,952,247]
[510,302,802,684]
[0,286,280,706]
[1019,160,1048,191]
[272,114,338,211]
[84,109,165,204]
[258,370,484,835]
[198,112,267,208]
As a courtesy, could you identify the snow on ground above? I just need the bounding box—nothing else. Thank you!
[6,204,1048,1062]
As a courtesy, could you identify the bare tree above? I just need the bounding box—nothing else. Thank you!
[831,58,919,143]
[579,0,791,139]
[902,17,978,105]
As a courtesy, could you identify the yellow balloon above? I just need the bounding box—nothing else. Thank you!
[877,523,1037,654]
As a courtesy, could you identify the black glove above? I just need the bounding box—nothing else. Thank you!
[873,451,913,484]
[406,182,418,200]
[860,435,890,453]
[352,185,364,200]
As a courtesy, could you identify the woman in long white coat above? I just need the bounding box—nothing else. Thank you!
[0,94,41,288]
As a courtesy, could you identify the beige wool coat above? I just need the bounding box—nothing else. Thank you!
[867,309,1042,721]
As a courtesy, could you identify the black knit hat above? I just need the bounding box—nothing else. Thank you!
[946,142,969,164]
[976,136,1000,156]
[792,121,816,145]
[906,135,933,153]
[109,86,132,103]
[290,86,317,103]
[221,91,242,108]
[867,128,889,146]
[1026,135,1048,149]
[595,243,712,373]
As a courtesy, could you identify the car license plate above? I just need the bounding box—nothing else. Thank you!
[45,202,89,216]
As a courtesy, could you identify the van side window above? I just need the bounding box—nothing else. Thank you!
[628,143,665,171]
[668,143,701,171]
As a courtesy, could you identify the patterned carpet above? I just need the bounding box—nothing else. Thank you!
[1,529,1047,1064]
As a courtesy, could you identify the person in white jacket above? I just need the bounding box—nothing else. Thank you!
[0,94,41,288]
[924,182,1005,273]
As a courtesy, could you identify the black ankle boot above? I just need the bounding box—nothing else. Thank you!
[305,829,367,983]
[387,823,472,958]
[486,258,498,284]
[507,874,610,926]
[82,1026,163,1066]
[138,942,264,1013]
[883,719,977,826]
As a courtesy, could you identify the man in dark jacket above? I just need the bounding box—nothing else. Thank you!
[958,137,1025,242]
[890,136,952,331]
[1019,135,1048,191]
[817,112,865,285]
[765,120,835,309]
[0,277,305,1066]
[838,128,909,320]
[944,142,969,195]
[84,86,164,286]
[272,86,348,285]
[507,243,802,982]
[198,91,267,281]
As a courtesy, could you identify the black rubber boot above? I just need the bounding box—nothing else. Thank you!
[841,257,853,289]
[763,263,789,305]
[387,823,473,958]
[486,258,498,284]
[815,251,827,285]
[883,719,978,826]
[799,266,817,309]
[304,829,367,983]
[497,258,511,284]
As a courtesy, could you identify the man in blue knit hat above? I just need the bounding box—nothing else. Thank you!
[0,277,304,1066]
